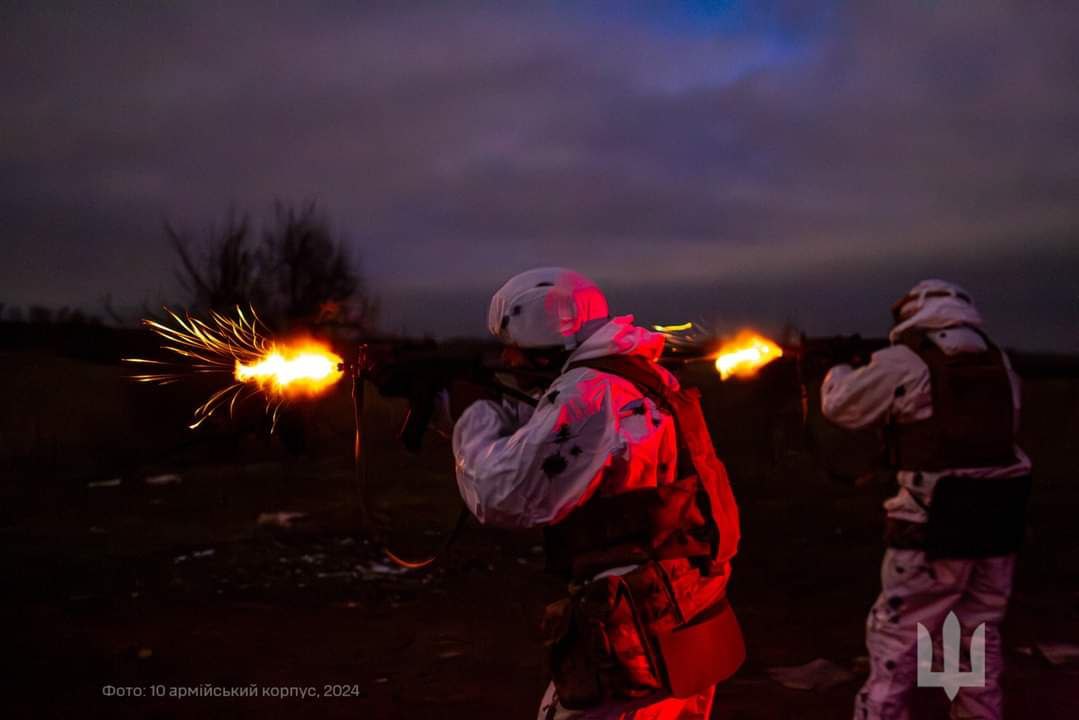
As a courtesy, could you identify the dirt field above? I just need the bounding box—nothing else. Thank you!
[2,349,1077,719]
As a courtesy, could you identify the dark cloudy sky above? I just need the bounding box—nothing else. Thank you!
[2,1,1078,350]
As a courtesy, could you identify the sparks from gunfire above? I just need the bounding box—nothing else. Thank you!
[124,307,343,429]
[715,330,783,380]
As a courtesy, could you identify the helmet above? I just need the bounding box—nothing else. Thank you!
[889,279,983,340]
[891,279,978,323]
[487,267,609,349]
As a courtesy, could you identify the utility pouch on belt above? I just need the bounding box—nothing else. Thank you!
[925,475,1031,558]
[542,597,606,708]
[884,475,1032,559]
[656,599,745,698]
[543,562,744,708]
[543,575,659,709]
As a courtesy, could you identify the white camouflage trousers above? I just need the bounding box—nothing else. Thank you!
[854,548,1016,720]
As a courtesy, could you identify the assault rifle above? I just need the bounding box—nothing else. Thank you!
[792,336,1079,381]
[351,338,551,452]
[349,335,726,453]
[356,328,893,440]
[788,333,889,380]
[349,331,891,454]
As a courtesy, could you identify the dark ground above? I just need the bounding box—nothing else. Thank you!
[1,350,1077,719]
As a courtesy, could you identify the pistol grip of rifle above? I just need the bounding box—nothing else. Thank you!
[400,389,437,453]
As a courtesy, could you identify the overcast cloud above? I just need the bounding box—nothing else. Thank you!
[2,1,1077,349]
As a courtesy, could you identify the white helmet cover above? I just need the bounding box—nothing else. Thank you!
[487,267,610,349]
[889,278,983,342]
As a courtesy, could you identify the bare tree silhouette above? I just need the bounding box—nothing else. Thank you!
[168,209,261,313]
[168,203,375,332]
[257,202,374,331]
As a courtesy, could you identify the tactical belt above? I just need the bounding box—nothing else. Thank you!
[543,561,743,709]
